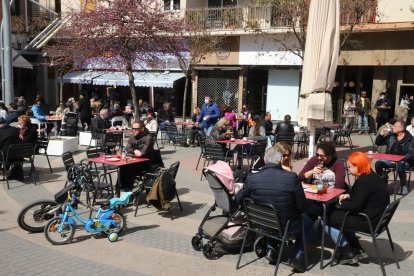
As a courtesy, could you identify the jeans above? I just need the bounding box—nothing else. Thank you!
[324,224,357,248]
[267,214,313,259]
[343,117,354,130]
[159,122,172,142]
[203,126,214,136]
[357,114,368,133]
[375,159,409,186]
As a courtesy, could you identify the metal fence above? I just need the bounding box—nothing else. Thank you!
[197,70,239,112]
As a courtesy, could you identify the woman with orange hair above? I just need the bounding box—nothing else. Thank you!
[325,151,389,265]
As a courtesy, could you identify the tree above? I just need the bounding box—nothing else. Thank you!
[255,0,378,59]
[164,33,224,120]
[43,0,185,119]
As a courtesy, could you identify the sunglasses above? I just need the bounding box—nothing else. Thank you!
[132,128,141,131]
[282,154,290,158]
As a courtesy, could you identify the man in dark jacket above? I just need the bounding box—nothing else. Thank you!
[5,103,21,124]
[375,120,414,194]
[120,120,153,191]
[236,146,312,272]
[0,118,22,180]
[196,95,221,136]
[91,109,110,139]
[78,93,92,130]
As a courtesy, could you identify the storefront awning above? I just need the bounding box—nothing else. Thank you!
[63,71,105,84]
[92,72,185,88]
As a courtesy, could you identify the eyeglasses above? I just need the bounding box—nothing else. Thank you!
[315,153,326,158]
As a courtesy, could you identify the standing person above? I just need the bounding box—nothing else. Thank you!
[375,92,392,131]
[196,95,221,136]
[325,152,389,265]
[375,120,414,195]
[157,102,175,144]
[78,92,92,130]
[405,95,414,126]
[236,146,312,272]
[343,94,356,130]
[238,104,251,136]
[355,91,371,135]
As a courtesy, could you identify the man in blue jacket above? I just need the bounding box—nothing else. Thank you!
[31,100,53,134]
[195,95,221,136]
[236,146,312,272]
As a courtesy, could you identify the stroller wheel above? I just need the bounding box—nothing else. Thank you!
[254,236,267,258]
[203,243,220,260]
[191,235,203,251]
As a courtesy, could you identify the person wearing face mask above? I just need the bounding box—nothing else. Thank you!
[144,111,158,133]
[355,91,371,135]
[119,120,154,191]
[375,92,392,131]
[195,94,221,136]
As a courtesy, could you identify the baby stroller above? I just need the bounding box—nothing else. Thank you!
[191,161,252,260]
[61,112,79,136]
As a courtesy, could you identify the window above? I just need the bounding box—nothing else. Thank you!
[163,0,180,11]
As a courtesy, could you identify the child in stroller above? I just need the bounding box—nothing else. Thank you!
[191,161,253,259]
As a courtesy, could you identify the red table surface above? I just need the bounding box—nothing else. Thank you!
[365,152,406,162]
[303,184,345,202]
[217,139,256,145]
[88,156,149,167]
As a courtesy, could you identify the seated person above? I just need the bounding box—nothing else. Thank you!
[5,103,21,124]
[91,109,110,138]
[325,152,389,265]
[144,111,158,133]
[18,115,38,144]
[120,120,154,191]
[375,120,414,195]
[110,104,124,118]
[236,146,312,273]
[276,141,293,172]
[224,106,237,133]
[205,117,233,154]
[0,117,21,180]
[376,118,397,154]
[299,141,346,220]
[262,112,275,142]
[189,107,201,147]
[31,100,53,134]
[406,116,414,137]
[157,102,175,144]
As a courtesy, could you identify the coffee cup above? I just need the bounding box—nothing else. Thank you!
[242,137,247,141]
[368,150,373,154]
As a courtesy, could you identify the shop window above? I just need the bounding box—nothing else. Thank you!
[163,0,180,11]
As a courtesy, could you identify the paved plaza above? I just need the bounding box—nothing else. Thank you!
[1,134,414,275]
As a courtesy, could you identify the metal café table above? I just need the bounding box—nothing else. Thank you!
[88,155,149,197]
[46,116,62,137]
[365,152,405,200]
[303,184,345,269]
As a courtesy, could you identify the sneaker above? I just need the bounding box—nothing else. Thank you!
[358,131,363,135]
[400,186,409,196]
[334,246,358,265]
[290,256,306,273]
[265,248,277,264]
[169,141,174,145]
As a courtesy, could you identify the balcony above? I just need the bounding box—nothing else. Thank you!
[185,6,294,31]
[184,4,377,32]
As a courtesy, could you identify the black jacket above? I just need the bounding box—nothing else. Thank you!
[91,116,110,137]
[236,164,306,227]
[375,130,414,164]
[126,128,154,159]
[5,111,21,124]
[20,124,38,145]
[0,125,20,160]
[157,108,174,123]
[78,97,91,119]
[262,120,274,136]
[275,122,295,136]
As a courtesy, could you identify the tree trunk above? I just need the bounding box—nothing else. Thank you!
[182,71,190,121]
[126,70,139,121]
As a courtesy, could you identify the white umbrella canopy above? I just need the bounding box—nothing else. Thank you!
[296,0,340,156]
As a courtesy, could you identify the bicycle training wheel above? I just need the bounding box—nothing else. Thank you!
[102,211,126,235]
[44,217,75,245]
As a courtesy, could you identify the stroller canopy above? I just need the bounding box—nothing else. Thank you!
[206,161,235,194]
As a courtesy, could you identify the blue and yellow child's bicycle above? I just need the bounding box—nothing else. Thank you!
[44,189,133,245]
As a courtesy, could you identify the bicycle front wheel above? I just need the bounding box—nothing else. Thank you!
[44,217,75,245]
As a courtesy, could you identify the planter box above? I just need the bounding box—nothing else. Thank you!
[47,136,79,156]
[79,131,96,146]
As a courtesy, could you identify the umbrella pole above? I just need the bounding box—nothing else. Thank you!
[308,126,316,158]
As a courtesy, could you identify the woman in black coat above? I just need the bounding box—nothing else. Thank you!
[325,151,390,265]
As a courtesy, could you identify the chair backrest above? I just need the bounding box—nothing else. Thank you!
[243,198,285,237]
[6,143,34,160]
[277,133,295,146]
[62,151,75,172]
[166,161,180,180]
[248,140,267,157]
[205,143,225,159]
[103,132,123,146]
[35,134,50,152]
[204,170,233,213]
[111,116,124,127]
[166,124,179,135]
[374,199,401,235]
[86,146,104,159]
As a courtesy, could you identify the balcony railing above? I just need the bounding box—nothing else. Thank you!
[185,4,377,32]
[185,6,294,31]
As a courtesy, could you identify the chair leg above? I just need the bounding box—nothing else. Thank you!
[371,233,386,276]
[4,166,10,190]
[45,154,53,173]
[386,227,400,269]
[236,229,249,269]
[302,218,308,271]
[134,190,142,217]
[175,190,183,212]
[275,234,288,276]
[195,153,202,170]
[168,207,173,220]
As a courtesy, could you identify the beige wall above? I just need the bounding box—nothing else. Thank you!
[197,37,240,65]
[377,0,414,23]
